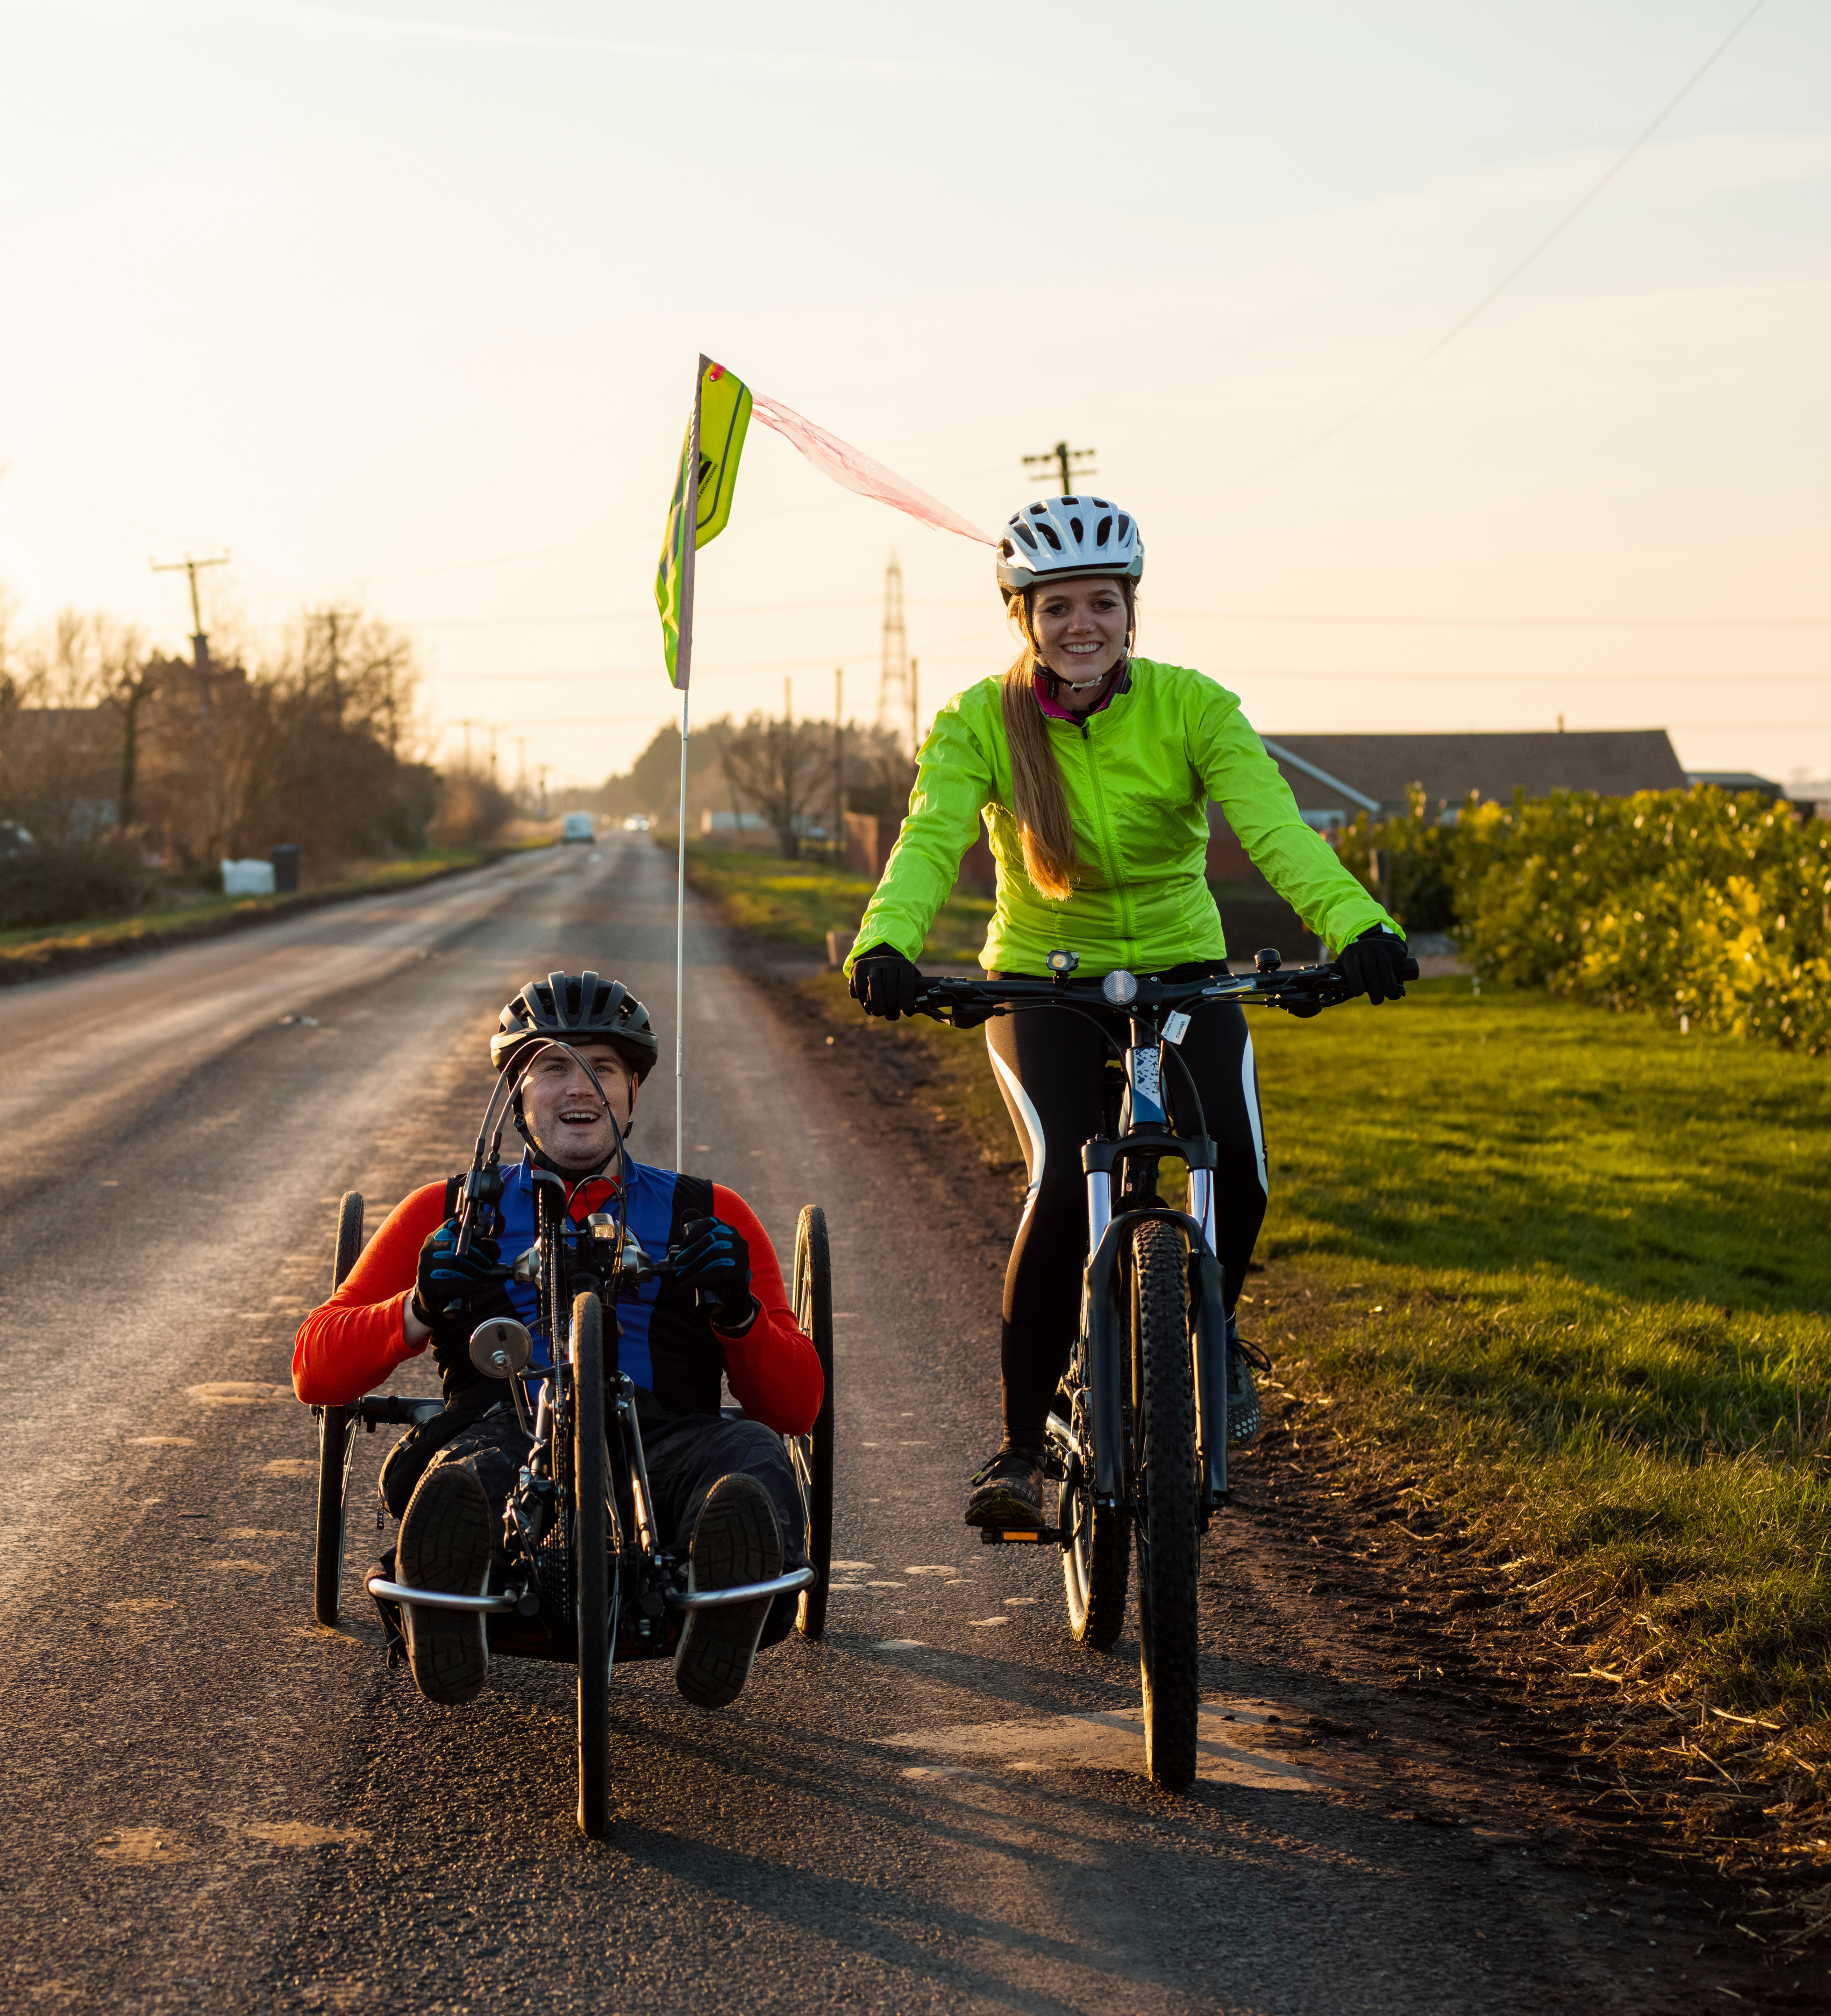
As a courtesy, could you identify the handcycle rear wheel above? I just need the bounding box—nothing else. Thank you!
[1059,1337,1129,1649]
[790,1205,835,1640]
[1131,1219,1200,1792]
[571,1291,613,1839]
[312,1191,365,1627]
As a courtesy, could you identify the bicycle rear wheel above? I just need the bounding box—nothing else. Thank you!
[1131,1219,1200,1792]
[1059,1336,1128,1649]
[572,1292,612,1839]
[790,1206,834,1640]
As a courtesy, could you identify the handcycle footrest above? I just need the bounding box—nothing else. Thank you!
[366,1572,525,1615]
[977,1526,1067,1546]
[667,1564,817,1610]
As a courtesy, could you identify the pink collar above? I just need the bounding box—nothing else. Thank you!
[1032,667,1122,722]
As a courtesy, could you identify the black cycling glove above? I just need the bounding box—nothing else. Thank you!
[1340,925,1410,1005]
[849,943,923,1021]
[669,1214,757,1332]
[411,1221,511,1329]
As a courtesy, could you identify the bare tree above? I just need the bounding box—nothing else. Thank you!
[719,714,833,859]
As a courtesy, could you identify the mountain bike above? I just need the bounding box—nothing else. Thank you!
[911,948,1414,1791]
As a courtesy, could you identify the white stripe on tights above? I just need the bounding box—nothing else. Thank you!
[1242,1032,1268,1194]
[987,1039,1047,1233]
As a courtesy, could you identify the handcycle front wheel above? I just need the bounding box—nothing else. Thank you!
[571,1291,613,1839]
[1131,1218,1201,1792]
[312,1191,365,1627]
[790,1205,835,1640]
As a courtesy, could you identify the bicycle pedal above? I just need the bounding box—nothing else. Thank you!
[978,1526,1065,1547]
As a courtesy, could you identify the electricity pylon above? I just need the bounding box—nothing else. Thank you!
[877,551,910,747]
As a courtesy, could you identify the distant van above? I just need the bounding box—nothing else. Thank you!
[560,813,595,844]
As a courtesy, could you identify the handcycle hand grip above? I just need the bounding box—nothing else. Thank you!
[1403,957,1420,981]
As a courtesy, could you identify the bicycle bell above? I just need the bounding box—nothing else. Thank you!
[469,1316,534,1379]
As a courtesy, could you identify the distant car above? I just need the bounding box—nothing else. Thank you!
[560,813,596,844]
[622,815,650,832]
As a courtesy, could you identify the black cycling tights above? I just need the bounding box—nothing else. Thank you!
[984,970,1268,1450]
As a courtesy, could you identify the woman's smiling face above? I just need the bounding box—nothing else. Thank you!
[519,1039,635,1171]
[1027,577,1130,709]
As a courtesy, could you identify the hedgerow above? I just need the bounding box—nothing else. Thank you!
[1338,786,1831,1054]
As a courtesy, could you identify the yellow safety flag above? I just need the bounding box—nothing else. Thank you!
[656,356,752,688]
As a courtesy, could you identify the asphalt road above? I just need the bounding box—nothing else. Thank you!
[0,834,1788,2014]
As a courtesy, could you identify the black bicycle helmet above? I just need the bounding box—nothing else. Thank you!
[490,971,661,1081]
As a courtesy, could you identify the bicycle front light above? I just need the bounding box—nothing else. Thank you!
[1101,969,1138,1006]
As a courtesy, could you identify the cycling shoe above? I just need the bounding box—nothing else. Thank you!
[675,1473,782,1709]
[965,1442,1044,1528]
[398,1463,494,1705]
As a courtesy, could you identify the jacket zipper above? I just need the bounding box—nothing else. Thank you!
[1071,708,1137,961]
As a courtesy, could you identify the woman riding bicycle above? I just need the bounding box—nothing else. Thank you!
[845,496,1408,1530]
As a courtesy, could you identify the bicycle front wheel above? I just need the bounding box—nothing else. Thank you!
[1131,1219,1200,1792]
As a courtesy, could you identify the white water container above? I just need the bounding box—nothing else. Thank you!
[222,857,277,896]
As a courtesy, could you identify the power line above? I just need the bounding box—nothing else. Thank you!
[1219,0,1772,492]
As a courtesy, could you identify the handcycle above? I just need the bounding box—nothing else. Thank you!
[305,1038,837,1838]
[910,946,1416,1793]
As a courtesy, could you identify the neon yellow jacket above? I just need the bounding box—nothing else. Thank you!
[848,658,1395,977]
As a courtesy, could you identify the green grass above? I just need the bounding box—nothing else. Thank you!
[678,843,995,961]
[795,963,1831,1723]
[1251,979,1831,1718]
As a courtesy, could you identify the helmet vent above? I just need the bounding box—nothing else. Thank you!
[1030,503,1049,516]
[1037,523,1062,551]
[1068,516,1084,542]
[1116,515,1131,542]
[1095,515,1113,546]
[1013,523,1038,551]
[1061,495,1078,506]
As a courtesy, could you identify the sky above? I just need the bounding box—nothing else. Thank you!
[0,0,1825,793]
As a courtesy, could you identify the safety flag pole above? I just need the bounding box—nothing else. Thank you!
[672,361,703,1173]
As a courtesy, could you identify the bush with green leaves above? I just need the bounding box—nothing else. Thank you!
[1338,785,1831,1054]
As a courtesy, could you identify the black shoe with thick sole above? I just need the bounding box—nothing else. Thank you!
[675,1473,782,1710]
[1227,1328,1271,1447]
[397,1463,494,1705]
[965,1443,1044,1528]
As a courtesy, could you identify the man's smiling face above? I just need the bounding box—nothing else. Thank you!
[518,1039,636,1173]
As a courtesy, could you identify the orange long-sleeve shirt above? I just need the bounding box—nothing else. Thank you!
[293,1174,823,1436]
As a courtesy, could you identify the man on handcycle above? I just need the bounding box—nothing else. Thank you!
[292,972,823,1711]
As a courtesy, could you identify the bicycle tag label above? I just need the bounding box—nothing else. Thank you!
[1163,1010,1191,1046]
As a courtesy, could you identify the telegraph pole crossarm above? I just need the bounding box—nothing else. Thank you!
[150,551,230,707]
[1021,441,1098,494]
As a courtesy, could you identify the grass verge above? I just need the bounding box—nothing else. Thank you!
[811,964,1831,1724]
[0,843,537,983]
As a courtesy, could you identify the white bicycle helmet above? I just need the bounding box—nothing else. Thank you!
[995,496,1143,600]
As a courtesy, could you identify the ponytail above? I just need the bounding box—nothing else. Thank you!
[998,582,1135,903]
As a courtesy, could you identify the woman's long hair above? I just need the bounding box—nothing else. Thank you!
[998,579,1136,902]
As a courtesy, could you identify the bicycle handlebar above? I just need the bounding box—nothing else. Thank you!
[908,954,1420,1028]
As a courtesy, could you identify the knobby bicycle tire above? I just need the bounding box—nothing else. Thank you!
[312,1191,366,1627]
[792,1206,835,1641]
[1131,1218,1200,1792]
[572,1292,612,1839]
[1060,1334,1129,1649]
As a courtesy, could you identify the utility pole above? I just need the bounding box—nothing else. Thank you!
[1021,440,1097,495]
[514,736,529,800]
[454,718,478,772]
[537,764,550,819]
[833,666,844,866]
[150,552,230,710]
[877,551,909,746]
[909,657,920,757]
[487,725,500,786]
